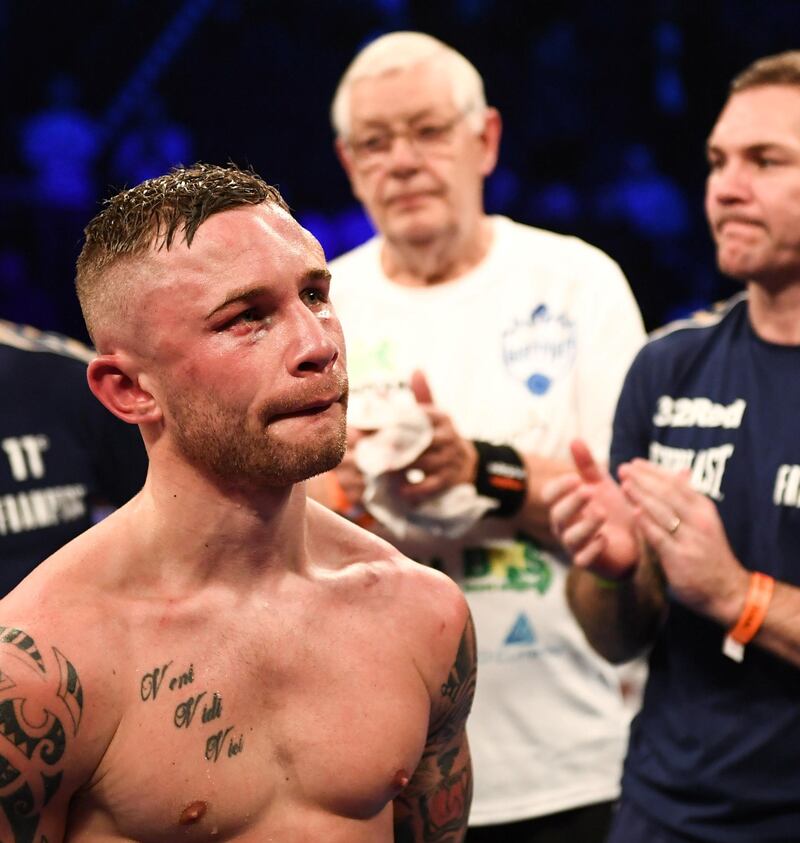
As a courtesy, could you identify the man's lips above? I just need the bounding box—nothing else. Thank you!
[715,216,764,233]
[386,190,434,206]
[267,395,345,423]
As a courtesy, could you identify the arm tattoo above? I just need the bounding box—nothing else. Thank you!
[430,614,477,742]
[415,745,472,840]
[0,628,83,843]
[395,614,476,841]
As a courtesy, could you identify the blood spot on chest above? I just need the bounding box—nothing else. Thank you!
[179,800,208,825]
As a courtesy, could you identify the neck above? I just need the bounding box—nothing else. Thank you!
[120,457,310,593]
[747,279,800,344]
[381,215,494,286]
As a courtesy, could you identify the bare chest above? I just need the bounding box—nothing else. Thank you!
[74,627,430,842]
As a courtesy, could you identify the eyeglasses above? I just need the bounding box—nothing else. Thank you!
[347,111,470,167]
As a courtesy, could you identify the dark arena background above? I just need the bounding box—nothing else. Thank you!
[2,0,798,341]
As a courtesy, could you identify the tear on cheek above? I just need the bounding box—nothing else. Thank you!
[316,308,332,320]
[246,325,271,344]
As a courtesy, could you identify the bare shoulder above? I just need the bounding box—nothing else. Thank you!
[3,523,125,644]
[307,499,467,613]
[306,499,471,684]
[0,553,123,721]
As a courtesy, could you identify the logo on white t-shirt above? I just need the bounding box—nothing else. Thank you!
[504,612,536,646]
[501,304,576,396]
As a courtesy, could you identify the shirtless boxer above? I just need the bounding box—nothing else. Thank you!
[0,164,474,843]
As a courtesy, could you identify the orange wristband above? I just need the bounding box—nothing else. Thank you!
[722,572,774,662]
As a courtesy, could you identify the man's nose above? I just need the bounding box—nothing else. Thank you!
[708,160,751,204]
[385,132,424,174]
[286,305,340,375]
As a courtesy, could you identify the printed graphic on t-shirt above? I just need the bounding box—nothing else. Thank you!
[501,304,576,396]
[477,609,571,665]
[648,394,747,502]
[504,612,536,645]
[463,535,551,594]
[773,464,800,507]
[346,337,397,385]
[0,434,88,536]
[652,395,746,429]
[649,442,734,501]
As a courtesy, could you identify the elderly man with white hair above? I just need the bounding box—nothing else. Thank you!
[311,31,646,843]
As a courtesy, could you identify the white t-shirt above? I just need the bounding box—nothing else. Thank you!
[329,215,646,825]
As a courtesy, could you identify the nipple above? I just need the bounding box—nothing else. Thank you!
[392,769,410,791]
[179,800,208,825]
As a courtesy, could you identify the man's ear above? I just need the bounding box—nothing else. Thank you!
[478,107,503,177]
[335,137,372,203]
[335,137,373,212]
[334,136,355,183]
[87,355,162,425]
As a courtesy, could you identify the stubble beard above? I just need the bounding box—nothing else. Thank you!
[168,385,348,489]
[715,237,753,283]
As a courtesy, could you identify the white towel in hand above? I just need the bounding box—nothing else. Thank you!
[353,403,497,539]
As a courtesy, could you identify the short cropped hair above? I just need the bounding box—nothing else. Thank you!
[331,31,487,138]
[730,50,800,93]
[76,163,288,346]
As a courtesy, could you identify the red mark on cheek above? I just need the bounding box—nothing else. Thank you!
[179,800,208,825]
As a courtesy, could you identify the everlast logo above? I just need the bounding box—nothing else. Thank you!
[648,442,734,501]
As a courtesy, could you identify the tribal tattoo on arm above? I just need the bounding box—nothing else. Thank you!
[0,627,84,843]
[394,613,476,843]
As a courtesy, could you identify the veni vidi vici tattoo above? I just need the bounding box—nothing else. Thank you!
[140,660,244,762]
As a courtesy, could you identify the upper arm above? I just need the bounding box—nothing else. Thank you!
[0,625,89,843]
[394,611,476,843]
